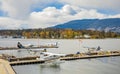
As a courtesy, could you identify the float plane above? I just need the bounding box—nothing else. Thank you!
[40,52,66,65]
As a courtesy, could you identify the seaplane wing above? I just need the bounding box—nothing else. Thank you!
[40,52,66,57]
[24,44,34,48]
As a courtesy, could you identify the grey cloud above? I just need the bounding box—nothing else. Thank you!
[59,0,120,13]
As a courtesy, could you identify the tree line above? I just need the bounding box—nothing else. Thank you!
[0,28,120,39]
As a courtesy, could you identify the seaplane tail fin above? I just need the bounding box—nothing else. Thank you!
[17,42,25,48]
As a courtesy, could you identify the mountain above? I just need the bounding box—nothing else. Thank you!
[52,18,120,33]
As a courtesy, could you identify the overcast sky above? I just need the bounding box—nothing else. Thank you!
[0,0,120,29]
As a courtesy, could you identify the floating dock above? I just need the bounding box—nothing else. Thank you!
[0,50,120,74]
[60,50,120,60]
[0,45,58,50]
[10,60,45,66]
[9,56,40,62]
[0,54,44,66]
[0,50,120,67]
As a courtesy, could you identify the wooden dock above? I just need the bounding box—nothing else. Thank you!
[60,51,120,60]
[0,50,120,74]
[60,50,120,60]
[0,45,58,50]
[0,59,16,74]
[10,60,45,66]
[0,54,45,66]
[8,50,120,65]
[9,56,40,62]
[0,50,120,67]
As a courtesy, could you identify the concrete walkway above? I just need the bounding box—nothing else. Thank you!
[0,59,15,74]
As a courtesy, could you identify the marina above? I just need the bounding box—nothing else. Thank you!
[0,49,120,74]
[0,50,120,66]
[0,0,120,74]
[0,39,120,74]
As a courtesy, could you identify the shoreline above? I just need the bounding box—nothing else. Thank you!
[0,38,120,40]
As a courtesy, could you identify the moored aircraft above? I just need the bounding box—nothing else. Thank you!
[40,52,66,65]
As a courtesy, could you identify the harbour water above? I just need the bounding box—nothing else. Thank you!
[0,39,120,74]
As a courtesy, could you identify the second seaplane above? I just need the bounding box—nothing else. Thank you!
[39,52,66,65]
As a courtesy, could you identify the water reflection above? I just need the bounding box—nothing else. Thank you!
[39,64,61,74]
[95,57,118,64]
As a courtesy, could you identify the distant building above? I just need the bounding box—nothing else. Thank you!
[12,35,22,38]
[83,34,91,39]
